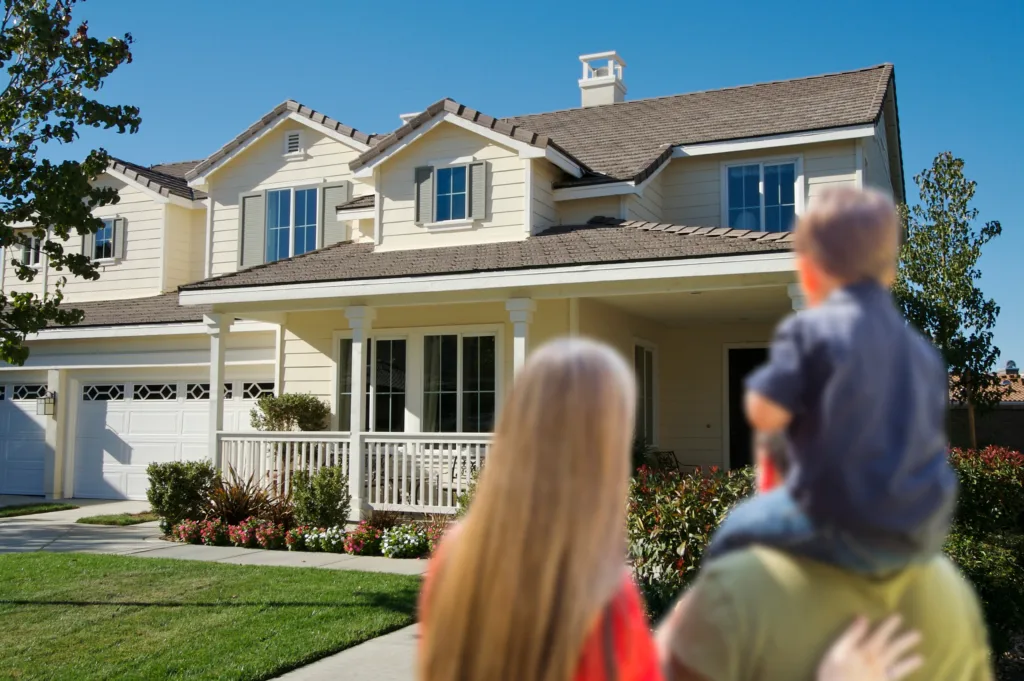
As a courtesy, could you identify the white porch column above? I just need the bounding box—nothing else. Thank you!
[506,298,536,374]
[43,369,68,499]
[345,306,375,517]
[787,283,806,311]
[205,314,229,469]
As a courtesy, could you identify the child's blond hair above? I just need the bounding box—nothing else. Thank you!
[794,187,901,284]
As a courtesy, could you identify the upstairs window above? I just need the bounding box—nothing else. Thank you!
[435,166,467,222]
[266,187,318,262]
[94,219,115,260]
[725,160,798,232]
[22,235,41,267]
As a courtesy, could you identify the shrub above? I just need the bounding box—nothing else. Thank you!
[206,469,270,526]
[344,521,384,556]
[147,461,219,533]
[254,520,285,550]
[366,509,401,532]
[250,393,330,432]
[950,446,1024,535]
[199,519,228,546]
[382,523,430,559]
[285,525,311,551]
[292,466,351,528]
[455,470,479,520]
[172,519,203,544]
[313,526,347,553]
[632,435,656,473]
[228,517,261,548]
[424,515,451,555]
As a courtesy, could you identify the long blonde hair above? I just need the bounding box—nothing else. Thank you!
[420,338,637,681]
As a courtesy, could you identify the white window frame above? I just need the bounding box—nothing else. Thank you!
[720,155,804,232]
[426,156,476,230]
[265,185,319,262]
[93,218,117,263]
[633,338,658,447]
[422,331,498,434]
[24,234,43,269]
[331,324,504,433]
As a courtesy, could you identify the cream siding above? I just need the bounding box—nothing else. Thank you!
[626,171,665,223]
[162,204,207,291]
[557,195,621,225]
[863,114,893,196]
[207,121,361,276]
[662,141,858,227]
[531,159,558,233]
[377,122,525,250]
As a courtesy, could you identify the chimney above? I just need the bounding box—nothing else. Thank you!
[579,51,626,107]
[1006,360,1019,377]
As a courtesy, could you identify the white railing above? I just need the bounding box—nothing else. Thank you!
[363,433,491,514]
[218,432,352,498]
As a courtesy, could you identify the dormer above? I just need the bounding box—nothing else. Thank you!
[578,51,627,107]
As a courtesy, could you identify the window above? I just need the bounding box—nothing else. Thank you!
[266,187,318,262]
[372,339,407,432]
[243,382,275,399]
[133,384,178,401]
[634,345,655,445]
[461,335,496,433]
[94,219,115,260]
[24,236,41,267]
[435,166,467,222]
[13,384,46,400]
[422,334,496,433]
[83,384,125,401]
[725,161,798,232]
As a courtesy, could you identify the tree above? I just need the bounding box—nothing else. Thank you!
[893,151,1006,448]
[0,0,139,365]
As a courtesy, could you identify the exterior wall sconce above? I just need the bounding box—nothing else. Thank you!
[36,391,56,416]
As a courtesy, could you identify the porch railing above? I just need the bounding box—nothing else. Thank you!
[215,431,491,513]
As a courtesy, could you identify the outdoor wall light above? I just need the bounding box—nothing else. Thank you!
[36,391,56,416]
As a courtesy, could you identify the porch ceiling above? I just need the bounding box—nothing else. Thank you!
[593,285,792,327]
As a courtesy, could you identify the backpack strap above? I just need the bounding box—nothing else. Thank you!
[602,599,618,681]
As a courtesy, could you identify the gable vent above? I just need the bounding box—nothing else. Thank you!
[284,130,302,155]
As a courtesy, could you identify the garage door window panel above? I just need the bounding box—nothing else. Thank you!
[133,384,178,401]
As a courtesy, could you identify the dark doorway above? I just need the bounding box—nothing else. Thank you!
[727,347,768,470]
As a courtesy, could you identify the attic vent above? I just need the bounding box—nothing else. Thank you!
[284,130,302,155]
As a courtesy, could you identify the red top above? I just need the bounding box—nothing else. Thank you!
[419,529,663,681]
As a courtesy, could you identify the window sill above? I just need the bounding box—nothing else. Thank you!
[423,219,477,232]
[91,258,120,267]
[282,151,309,163]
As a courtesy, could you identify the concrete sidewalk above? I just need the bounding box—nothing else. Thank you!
[274,625,418,681]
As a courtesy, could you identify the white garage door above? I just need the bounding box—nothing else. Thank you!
[74,380,270,500]
[0,384,49,495]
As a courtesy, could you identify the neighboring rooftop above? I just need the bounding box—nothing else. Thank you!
[68,292,209,327]
[109,158,206,200]
[336,195,375,211]
[181,217,794,292]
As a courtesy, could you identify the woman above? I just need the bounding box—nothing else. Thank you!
[419,338,922,681]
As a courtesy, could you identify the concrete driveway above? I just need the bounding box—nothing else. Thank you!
[0,498,160,554]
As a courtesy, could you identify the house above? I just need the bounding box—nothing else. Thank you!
[0,53,904,515]
[949,362,1024,451]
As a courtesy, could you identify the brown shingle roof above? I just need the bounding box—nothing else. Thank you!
[181,218,793,292]
[185,100,379,182]
[505,64,894,185]
[337,195,374,211]
[68,292,210,327]
[351,98,589,173]
[109,158,206,200]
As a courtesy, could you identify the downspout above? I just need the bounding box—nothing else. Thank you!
[204,197,213,279]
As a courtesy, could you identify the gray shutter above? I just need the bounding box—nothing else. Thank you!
[469,161,487,220]
[82,231,95,261]
[114,218,127,260]
[320,183,350,247]
[414,166,434,225]
[239,193,266,269]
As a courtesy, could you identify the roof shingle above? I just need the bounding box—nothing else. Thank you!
[337,195,374,211]
[109,158,206,200]
[68,292,210,327]
[181,218,793,292]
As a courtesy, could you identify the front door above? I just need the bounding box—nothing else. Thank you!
[727,348,768,470]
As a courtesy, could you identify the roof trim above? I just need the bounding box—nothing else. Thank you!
[31,319,277,340]
[350,99,586,178]
[672,123,876,158]
[106,160,200,208]
[185,100,374,186]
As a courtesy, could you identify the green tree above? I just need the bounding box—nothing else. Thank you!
[893,151,1006,448]
[0,0,139,365]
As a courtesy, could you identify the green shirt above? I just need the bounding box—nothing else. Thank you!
[659,547,993,681]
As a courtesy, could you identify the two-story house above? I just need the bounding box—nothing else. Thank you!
[0,54,903,512]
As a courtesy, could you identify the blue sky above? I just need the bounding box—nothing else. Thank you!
[55,0,1023,365]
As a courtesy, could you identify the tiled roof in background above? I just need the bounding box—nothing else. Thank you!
[505,64,894,185]
[181,217,793,292]
[109,158,206,200]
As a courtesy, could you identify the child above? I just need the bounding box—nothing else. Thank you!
[707,187,957,574]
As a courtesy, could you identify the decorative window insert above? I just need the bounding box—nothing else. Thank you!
[224,383,234,400]
[634,344,656,445]
[0,386,5,400]
[13,384,47,400]
[186,383,210,400]
[94,219,115,260]
[725,160,798,232]
[83,384,125,401]
[422,334,496,433]
[266,187,318,263]
[133,383,178,401]
[435,166,468,222]
[243,382,275,400]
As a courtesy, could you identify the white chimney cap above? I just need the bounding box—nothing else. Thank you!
[579,51,626,67]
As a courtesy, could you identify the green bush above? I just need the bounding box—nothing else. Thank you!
[146,461,219,533]
[250,393,330,431]
[455,469,479,519]
[292,466,351,528]
[950,446,1024,535]
[382,523,430,558]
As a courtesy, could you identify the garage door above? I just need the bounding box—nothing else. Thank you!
[0,384,49,495]
[74,380,270,500]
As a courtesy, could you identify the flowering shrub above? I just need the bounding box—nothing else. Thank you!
[950,446,1024,535]
[344,521,384,556]
[285,525,311,551]
[424,515,451,555]
[172,519,203,544]
[199,519,228,546]
[228,517,261,548]
[382,523,430,559]
[307,526,346,553]
[254,520,285,550]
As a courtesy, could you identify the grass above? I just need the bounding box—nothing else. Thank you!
[0,502,77,518]
[0,553,421,681]
[76,511,159,526]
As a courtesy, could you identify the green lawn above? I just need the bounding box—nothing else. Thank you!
[0,553,421,681]
[76,511,159,526]
[0,502,77,518]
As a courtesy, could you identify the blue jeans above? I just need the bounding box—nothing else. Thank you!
[706,489,927,576]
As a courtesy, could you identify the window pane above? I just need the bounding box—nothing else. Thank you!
[644,350,654,441]
[338,338,352,431]
[779,164,795,205]
[764,163,796,232]
[479,336,495,391]
[266,189,291,262]
[462,335,496,433]
[435,166,467,222]
[463,337,479,392]
[94,220,114,260]
[727,165,761,230]
[451,192,466,220]
[423,335,458,433]
[479,392,495,432]
[436,194,451,222]
[441,335,457,391]
[451,166,466,193]
[780,205,795,232]
[727,168,745,210]
[743,166,759,207]
[764,165,780,206]
[372,339,406,432]
[729,208,760,231]
[440,393,457,432]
